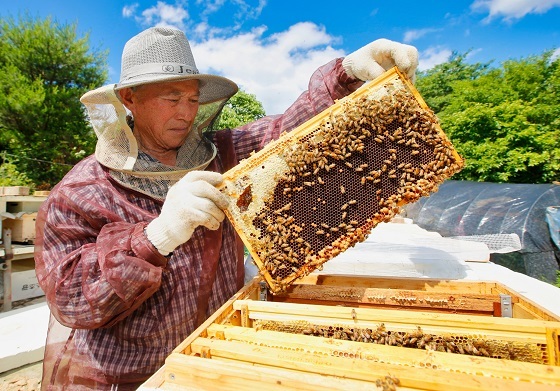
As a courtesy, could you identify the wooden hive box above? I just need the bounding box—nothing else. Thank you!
[0,186,30,196]
[2,212,38,243]
[141,275,560,390]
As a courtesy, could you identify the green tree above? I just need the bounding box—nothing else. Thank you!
[416,50,560,183]
[215,90,266,129]
[0,15,107,189]
[415,51,490,113]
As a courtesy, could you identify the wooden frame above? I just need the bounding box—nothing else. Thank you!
[139,276,560,390]
[220,67,463,293]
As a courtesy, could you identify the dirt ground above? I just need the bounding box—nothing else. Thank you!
[0,361,42,391]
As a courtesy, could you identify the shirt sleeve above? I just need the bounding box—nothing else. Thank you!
[230,58,364,161]
[34,183,168,329]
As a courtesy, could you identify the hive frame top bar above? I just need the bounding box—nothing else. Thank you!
[221,67,463,293]
[225,67,426,179]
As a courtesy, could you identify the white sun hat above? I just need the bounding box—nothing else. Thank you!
[80,27,238,200]
[115,27,238,103]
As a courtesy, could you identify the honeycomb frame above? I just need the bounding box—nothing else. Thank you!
[221,67,464,293]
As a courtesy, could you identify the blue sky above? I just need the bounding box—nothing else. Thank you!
[1,0,559,114]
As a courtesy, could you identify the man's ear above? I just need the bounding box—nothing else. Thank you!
[118,88,134,110]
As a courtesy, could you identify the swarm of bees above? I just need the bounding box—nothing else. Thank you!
[222,71,464,293]
[254,320,546,364]
[375,374,401,391]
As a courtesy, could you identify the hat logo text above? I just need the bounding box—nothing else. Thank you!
[161,64,199,75]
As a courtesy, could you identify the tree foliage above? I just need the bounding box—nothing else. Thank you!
[215,89,266,129]
[416,51,560,184]
[0,15,107,189]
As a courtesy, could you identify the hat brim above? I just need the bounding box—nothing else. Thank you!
[115,73,238,104]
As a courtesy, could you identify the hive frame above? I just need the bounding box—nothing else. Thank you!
[221,67,463,293]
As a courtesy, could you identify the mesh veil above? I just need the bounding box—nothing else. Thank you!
[79,27,238,200]
[80,85,230,200]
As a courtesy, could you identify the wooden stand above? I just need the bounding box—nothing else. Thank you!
[1,194,47,311]
[140,275,560,390]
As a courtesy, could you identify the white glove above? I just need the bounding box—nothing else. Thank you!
[342,39,419,83]
[145,171,228,255]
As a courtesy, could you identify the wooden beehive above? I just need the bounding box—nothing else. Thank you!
[142,275,560,390]
[1,212,38,243]
[220,68,464,294]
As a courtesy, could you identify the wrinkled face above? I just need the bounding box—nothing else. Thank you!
[118,79,200,153]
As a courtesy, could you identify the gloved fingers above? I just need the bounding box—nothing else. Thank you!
[181,170,224,186]
[389,43,419,81]
[372,41,418,77]
[343,39,418,83]
[360,62,386,82]
[189,203,225,231]
[189,180,229,210]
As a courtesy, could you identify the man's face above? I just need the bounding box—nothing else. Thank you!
[119,79,200,153]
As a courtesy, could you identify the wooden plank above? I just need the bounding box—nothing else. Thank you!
[206,323,560,386]
[33,191,51,197]
[273,297,493,317]
[0,187,30,196]
[164,352,385,391]
[547,328,560,366]
[290,275,559,321]
[294,274,496,294]
[274,284,499,313]
[171,277,260,355]
[137,366,166,390]
[233,300,556,341]
[493,284,560,322]
[188,337,552,390]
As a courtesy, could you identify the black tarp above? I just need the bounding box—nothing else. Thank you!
[403,180,560,283]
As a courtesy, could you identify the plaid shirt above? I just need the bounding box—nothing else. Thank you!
[35,58,362,388]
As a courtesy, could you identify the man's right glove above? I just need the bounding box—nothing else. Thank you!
[342,39,419,83]
[145,171,228,255]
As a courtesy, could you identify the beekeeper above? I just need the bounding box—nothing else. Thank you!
[34,26,418,389]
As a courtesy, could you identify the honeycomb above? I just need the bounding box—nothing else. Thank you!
[221,68,464,293]
[252,319,549,365]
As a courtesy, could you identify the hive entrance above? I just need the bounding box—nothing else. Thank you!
[221,68,463,293]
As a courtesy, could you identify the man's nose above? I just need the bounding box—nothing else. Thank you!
[175,101,198,120]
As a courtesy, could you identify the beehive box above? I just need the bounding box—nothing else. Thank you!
[1,212,37,243]
[0,186,30,196]
[220,67,463,294]
[142,276,560,390]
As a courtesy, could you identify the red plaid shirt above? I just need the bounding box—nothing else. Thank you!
[35,58,362,389]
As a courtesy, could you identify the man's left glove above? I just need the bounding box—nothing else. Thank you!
[145,171,228,255]
[342,39,419,83]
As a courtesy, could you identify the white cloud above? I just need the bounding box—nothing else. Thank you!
[140,1,189,29]
[122,3,138,18]
[552,48,560,61]
[193,22,344,114]
[403,28,440,43]
[121,2,345,113]
[418,46,452,71]
[471,0,560,22]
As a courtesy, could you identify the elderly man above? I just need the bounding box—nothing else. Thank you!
[35,27,418,389]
